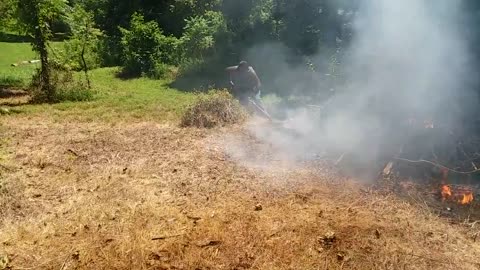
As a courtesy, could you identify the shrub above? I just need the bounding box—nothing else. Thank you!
[60,5,103,72]
[181,90,247,128]
[147,62,170,80]
[180,11,228,62]
[60,39,101,72]
[119,13,180,78]
[29,62,94,103]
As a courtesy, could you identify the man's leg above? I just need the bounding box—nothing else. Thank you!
[253,90,266,110]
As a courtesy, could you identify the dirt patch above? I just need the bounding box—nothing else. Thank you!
[0,88,29,106]
[0,116,479,269]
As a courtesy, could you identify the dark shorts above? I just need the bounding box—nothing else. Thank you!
[233,87,255,104]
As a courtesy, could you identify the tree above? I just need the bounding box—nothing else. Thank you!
[65,4,102,88]
[180,11,227,61]
[17,0,68,102]
[0,0,19,32]
[119,13,180,78]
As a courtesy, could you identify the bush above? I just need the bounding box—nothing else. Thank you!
[180,11,228,62]
[55,5,103,72]
[29,63,94,103]
[147,62,170,80]
[181,90,247,128]
[60,38,102,71]
[119,13,180,78]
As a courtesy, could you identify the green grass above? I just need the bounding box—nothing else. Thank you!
[0,41,196,123]
[0,42,38,86]
[43,68,196,122]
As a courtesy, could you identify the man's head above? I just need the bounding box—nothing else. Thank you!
[237,61,249,72]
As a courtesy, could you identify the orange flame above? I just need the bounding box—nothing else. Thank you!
[441,185,452,201]
[459,192,474,205]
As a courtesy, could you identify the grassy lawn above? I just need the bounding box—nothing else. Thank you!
[0,41,196,123]
[0,42,38,86]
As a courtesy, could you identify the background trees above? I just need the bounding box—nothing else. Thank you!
[5,0,480,101]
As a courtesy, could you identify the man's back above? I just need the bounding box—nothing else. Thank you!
[226,65,261,90]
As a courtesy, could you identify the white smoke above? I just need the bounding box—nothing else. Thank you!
[226,0,474,172]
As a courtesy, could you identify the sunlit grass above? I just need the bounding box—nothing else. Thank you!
[0,40,196,123]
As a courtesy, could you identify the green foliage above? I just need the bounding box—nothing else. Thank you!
[61,5,102,71]
[17,0,68,102]
[119,13,180,78]
[29,63,94,103]
[16,0,68,47]
[0,0,19,32]
[147,62,170,80]
[180,11,227,61]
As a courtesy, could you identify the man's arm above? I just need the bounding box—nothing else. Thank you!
[226,66,238,75]
[226,66,237,86]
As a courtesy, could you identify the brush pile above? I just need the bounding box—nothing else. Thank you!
[181,90,247,128]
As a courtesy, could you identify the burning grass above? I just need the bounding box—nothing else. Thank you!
[181,90,247,128]
[0,116,480,269]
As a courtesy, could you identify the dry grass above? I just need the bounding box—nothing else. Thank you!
[0,114,480,269]
[181,90,247,128]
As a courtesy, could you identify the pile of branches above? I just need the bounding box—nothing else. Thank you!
[181,90,247,129]
[306,95,480,184]
[381,119,480,184]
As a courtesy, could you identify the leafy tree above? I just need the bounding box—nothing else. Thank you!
[64,4,102,88]
[0,0,19,32]
[120,13,180,78]
[17,0,68,102]
[180,11,227,61]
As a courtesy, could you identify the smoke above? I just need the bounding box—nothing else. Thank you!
[226,0,476,173]
[347,0,469,119]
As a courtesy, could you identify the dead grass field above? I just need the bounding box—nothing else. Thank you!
[1,109,480,270]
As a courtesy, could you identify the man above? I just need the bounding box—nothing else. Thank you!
[225,61,263,107]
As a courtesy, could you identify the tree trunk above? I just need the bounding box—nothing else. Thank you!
[81,45,91,88]
[81,24,91,89]
[35,27,53,102]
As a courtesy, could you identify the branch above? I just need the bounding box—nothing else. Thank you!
[393,158,480,175]
[151,233,184,241]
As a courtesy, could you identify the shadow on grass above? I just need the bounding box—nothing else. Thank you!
[0,101,27,108]
[0,88,28,98]
[169,64,228,93]
[0,32,32,43]
[114,69,141,80]
[0,32,68,43]
[169,75,225,93]
[0,87,29,107]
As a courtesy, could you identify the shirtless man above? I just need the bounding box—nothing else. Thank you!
[225,61,263,106]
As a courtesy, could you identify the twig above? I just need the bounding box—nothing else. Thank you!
[59,248,75,270]
[394,158,480,174]
[66,149,80,157]
[335,153,345,166]
[152,233,185,241]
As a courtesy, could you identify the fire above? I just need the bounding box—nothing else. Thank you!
[440,185,475,205]
[441,185,452,200]
[459,192,474,205]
